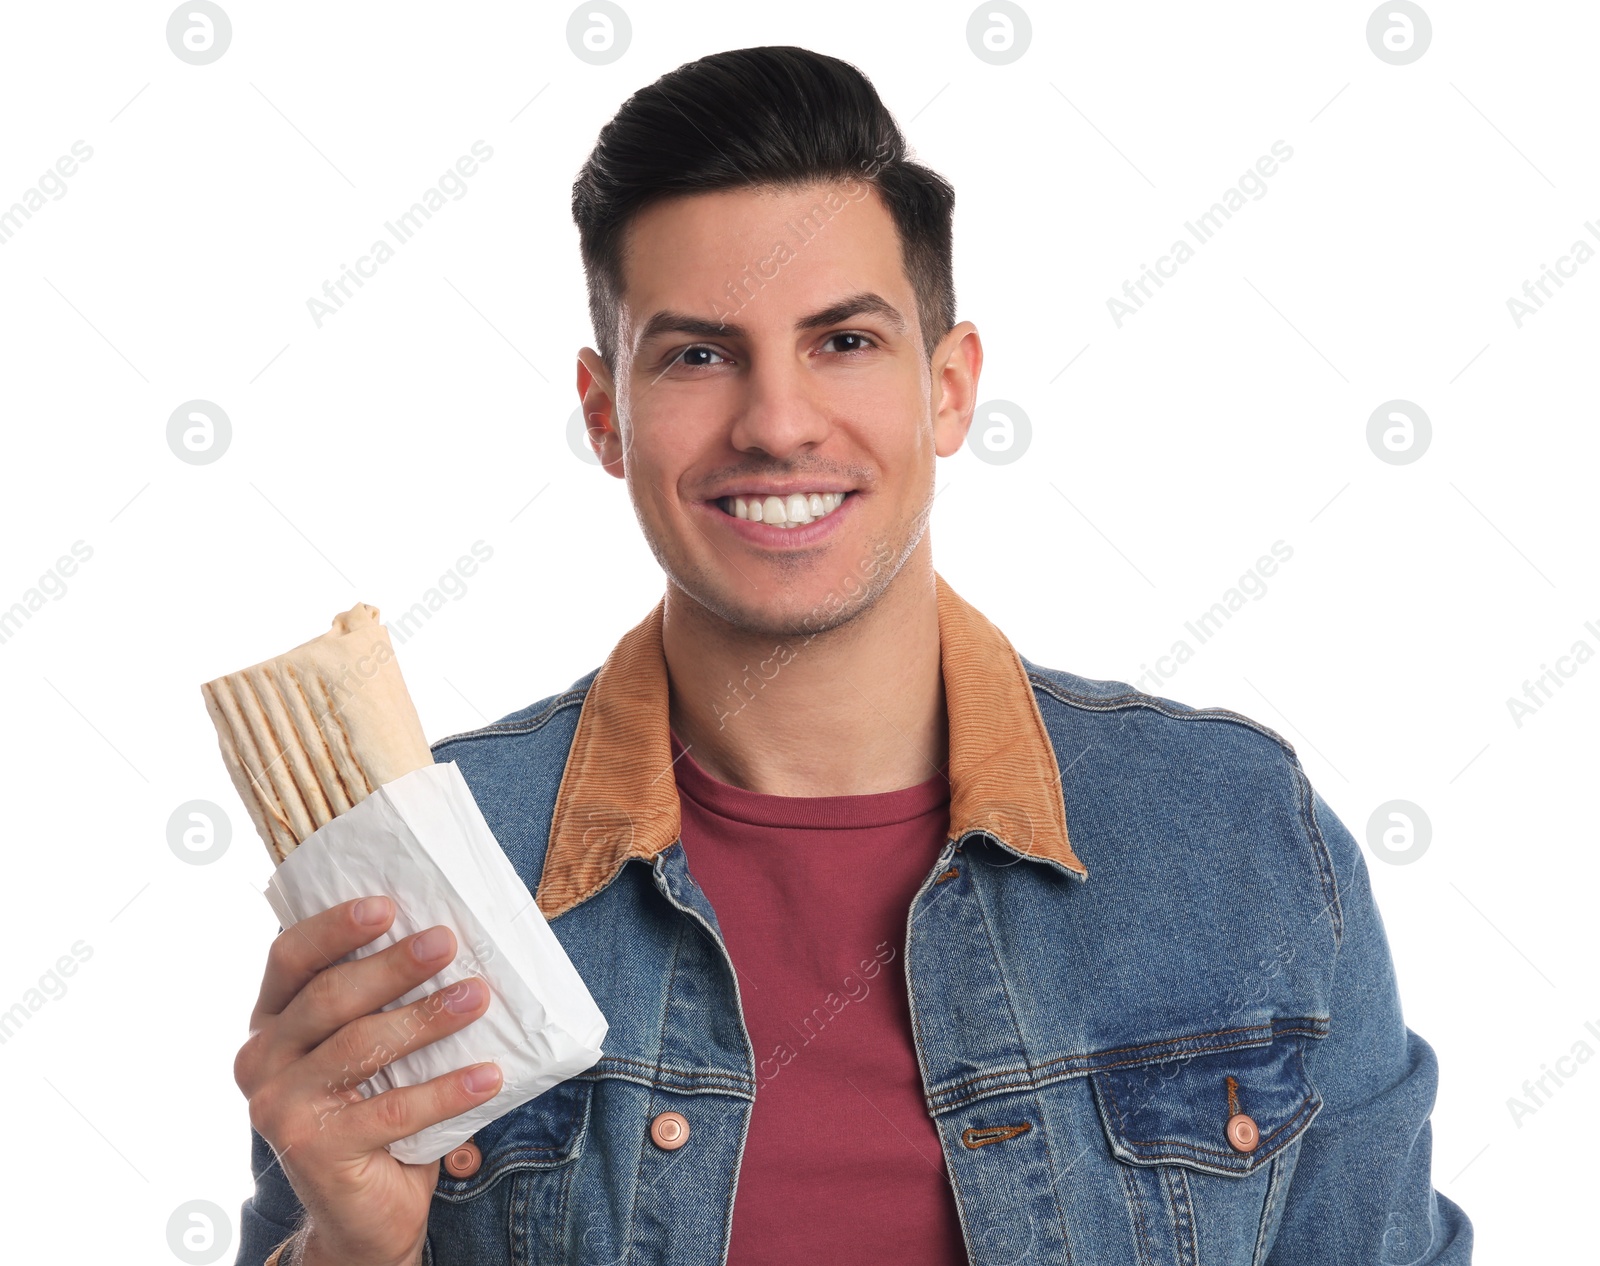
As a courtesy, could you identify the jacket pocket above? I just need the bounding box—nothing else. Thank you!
[431,1074,594,1204]
[425,1076,595,1266]
[1089,1030,1322,1178]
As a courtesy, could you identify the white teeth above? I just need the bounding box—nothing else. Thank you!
[725,491,848,528]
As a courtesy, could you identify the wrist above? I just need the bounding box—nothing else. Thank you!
[297,1222,426,1266]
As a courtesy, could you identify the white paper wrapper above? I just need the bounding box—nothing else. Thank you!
[262,761,607,1165]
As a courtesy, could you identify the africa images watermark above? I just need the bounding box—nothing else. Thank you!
[0,540,94,648]
[1504,218,1600,329]
[304,141,494,328]
[1506,1016,1600,1129]
[1504,617,1599,728]
[0,941,94,1046]
[756,940,897,1090]
[1106,141,1295,328]
[0,141,94,247]
[1131,539,1294,696]
[388,540,494,645]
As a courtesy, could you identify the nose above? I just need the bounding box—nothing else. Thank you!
[725,350,832,460]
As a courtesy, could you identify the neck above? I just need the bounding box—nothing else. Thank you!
[663,550,948,798]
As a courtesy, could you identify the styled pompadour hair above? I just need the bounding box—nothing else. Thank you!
[570,45,957,372]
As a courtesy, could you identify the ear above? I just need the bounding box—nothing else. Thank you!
[576,348,626,479]
[930,321,983,458]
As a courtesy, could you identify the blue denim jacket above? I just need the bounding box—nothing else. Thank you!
[241,573,1472,1264]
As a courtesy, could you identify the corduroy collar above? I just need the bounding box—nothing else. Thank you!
[535,571,1086,920]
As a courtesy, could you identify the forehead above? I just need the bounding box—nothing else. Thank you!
[617,181,911,335]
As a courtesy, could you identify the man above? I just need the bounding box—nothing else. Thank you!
[236,45,1473,1265]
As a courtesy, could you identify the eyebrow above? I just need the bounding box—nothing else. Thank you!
[634,291,910,352]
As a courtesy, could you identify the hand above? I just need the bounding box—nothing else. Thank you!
[234,896,503,1266]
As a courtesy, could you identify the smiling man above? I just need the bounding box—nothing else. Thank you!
[241,45,1472,1266]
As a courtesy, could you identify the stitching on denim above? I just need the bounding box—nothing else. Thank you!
[931,1017,1329,1100]
[506,1168,526,1265]
[941,1120,980,1264]
[1165,1165,1198,1266]
[931,1027,1327,1110]
[572,1068,756,1103]
[585,1054,755,1089]
[434,1144,580,1202]
[931,1022,1332,1111]
[1251,1140,1296,1266]
[967,869,1077,1263]
[933,865,961,885]
[1029,1111,1077,1266]
[1299,774,1346,950]
[429,687,589,752]
[907,842,954,1117]
[552,1152,578,1263]
[1117,1159,1158,1266]
[622,915,691,1263]
[1026,672,1296,754]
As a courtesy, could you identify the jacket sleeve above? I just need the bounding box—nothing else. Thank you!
[1265,785,1473,1264]
[234,1123,308,1265]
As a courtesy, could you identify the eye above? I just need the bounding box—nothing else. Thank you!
[671,344,730,371]
[819,331,878,355]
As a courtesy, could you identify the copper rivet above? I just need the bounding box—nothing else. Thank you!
[650,1110,690,1150]
[444,1140,482,1178]
[1226,1113,1259,1153]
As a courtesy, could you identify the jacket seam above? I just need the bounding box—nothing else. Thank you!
[428,687,590,752]
[929,1022,1330,1112]
[1025,672,1295,752]
[621,911,693,1254]
[1293,764,1345,951]
[574,1055,756,1092]
[968,866,1076,1265]
[931,1018,1327,1100]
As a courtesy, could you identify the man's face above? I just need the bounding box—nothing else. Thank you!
[577,180,979,639]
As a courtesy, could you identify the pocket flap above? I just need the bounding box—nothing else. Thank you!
[433,1075,594,1201]
[1090,1034,1321,1177]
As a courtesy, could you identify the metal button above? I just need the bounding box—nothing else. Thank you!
[1226,1112,1260,1153]
[443,1140,482,1178]
[649,1110,690,1150]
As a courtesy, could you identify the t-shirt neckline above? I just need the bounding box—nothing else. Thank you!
[669,728,951,830]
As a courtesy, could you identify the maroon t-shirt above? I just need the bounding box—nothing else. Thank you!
[669,729,967,1265]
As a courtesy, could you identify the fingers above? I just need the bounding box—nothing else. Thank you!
[334,1060,504,1156]
[254,896,398,1021]
[283,978,502,1153]
[269,922,465,1064]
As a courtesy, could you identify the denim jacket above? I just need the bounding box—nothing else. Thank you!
[241,572,1472,1265]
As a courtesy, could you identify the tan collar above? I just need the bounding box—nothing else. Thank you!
[535,571,1086,920]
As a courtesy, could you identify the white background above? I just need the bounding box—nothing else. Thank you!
[1,2,1595,1262]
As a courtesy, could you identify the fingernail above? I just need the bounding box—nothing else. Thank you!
[412,926,452,960]
[354,897,390,925]
[463,1063,501,1094]
[445,978,485,1013]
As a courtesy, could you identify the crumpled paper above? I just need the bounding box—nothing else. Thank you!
[262,761,607,1165]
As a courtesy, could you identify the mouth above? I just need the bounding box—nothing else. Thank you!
[712,490,852,530]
